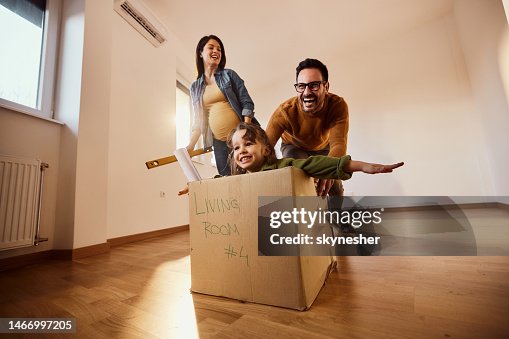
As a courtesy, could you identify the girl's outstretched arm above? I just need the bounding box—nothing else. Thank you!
[345,160,404,174]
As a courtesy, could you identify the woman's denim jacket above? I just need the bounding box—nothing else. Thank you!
[190,68,256,148]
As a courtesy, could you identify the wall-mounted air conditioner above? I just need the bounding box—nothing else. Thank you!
[114,0,167,47]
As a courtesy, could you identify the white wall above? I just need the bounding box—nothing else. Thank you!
[334,14,487,196]
[52,0,84,250]
[68,0,112,248]
[256,2,508,196]
[106,1,218,239]
[453,0,509,196]
[107,9,184,239]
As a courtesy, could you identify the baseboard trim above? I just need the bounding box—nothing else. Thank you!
[51,249,73,260]
[72,242,110,260]
[108,225,189,247]
[0,250,53,272]
[0,225,190,270]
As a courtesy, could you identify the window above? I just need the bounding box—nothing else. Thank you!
[0,0,60,119]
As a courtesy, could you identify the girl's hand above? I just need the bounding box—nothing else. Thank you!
[178,185,189,196]
[362,162,404,174]
[244,116,252,124]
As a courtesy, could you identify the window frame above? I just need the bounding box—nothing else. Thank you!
[0,0,61,120]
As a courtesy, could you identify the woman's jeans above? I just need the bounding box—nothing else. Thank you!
[213,138,231,176]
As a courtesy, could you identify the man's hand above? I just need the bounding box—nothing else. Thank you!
[315,178,335,197]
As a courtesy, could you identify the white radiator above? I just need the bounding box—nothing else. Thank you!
[0,155,48,250]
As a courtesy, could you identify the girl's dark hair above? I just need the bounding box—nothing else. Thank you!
[296,58,328,82]
[195,35,226,79]
[226,123,277,175]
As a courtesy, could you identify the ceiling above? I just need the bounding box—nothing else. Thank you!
[145,0,455,91]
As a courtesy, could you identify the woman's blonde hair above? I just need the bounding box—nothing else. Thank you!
[226,122,277,175]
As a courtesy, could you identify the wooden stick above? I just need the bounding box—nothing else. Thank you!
[145,147,213,169]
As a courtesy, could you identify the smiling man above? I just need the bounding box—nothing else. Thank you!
[266,58,349,199]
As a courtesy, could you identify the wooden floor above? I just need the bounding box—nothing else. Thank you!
[1,230,509,338]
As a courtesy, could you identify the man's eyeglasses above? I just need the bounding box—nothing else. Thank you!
[294,81,326,93]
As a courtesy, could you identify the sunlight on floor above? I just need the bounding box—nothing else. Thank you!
[125,256,200,338]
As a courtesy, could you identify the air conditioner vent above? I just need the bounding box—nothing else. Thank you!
[114,0,167,47]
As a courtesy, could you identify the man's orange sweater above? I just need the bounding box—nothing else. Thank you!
[266,93,349,157]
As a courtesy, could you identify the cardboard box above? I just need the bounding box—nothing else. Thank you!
[189,167,334,310]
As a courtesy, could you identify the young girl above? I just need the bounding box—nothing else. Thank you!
[227,122,404,179]
[178,123,403,195]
